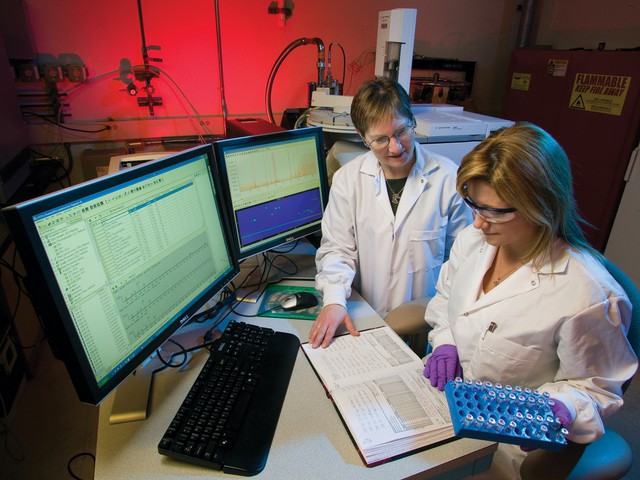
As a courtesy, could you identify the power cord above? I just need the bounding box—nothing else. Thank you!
[30,146,72,188]
[153,248,302,372]
[0,245,47,349]
[67,451,95,480]
[154,338,189,371]
[0,392,26,463]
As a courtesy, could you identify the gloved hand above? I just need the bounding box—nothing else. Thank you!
[549,398,573,429]
[521,397,573,452]
[423,344,462,391]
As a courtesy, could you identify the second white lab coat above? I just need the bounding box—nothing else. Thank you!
[426,225,638,444]
[315,143,471,318]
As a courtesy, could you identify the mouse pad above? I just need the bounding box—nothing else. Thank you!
[257,284,322,320]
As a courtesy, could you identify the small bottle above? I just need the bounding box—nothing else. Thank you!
[463,413,474,427]
[497,418,507,432]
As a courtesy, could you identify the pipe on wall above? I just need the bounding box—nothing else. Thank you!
[517,0,537,48]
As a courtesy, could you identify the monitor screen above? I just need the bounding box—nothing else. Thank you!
[213,126,328,260]
[2,144,240,406]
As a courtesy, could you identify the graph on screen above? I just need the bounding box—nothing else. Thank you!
[213,126,327,260]
[224,137,321,211]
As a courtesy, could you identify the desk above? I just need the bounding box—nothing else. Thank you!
[95,279,496,479]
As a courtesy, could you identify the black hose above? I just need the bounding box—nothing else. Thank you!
[264,37,325,124]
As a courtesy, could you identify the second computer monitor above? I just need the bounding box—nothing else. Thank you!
[213,126,328,260]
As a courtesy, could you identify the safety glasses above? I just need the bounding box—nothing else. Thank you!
[463,195,517,224]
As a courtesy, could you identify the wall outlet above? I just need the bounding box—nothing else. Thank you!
[17,63,40,82]
[42,64,64,82]
[66,64,88,82]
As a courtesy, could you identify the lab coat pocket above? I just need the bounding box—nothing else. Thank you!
[471,331,543,385]
[408,228,446,273]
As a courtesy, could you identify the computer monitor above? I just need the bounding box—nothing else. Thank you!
[212,126,328,261]
[2,144,240,418]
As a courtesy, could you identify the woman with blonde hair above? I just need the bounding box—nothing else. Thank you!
[423,122,637,478]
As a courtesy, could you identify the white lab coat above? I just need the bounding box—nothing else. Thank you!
[426,225,638,445]
[315,143,471,318]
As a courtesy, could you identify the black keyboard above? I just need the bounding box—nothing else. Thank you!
[158,321,300,476]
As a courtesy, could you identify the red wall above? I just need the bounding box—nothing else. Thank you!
[17,0,517,143]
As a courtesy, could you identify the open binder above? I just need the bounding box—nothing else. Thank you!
[301,325,456,466]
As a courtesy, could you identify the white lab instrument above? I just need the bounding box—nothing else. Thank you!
[374,8,417,93]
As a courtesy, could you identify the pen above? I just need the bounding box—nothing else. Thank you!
[483,322,497,339]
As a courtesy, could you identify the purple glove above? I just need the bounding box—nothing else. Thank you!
[423,344,462,391]
[521,398,573,452]
[550,398,573,428]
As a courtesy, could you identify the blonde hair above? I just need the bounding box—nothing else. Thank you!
[456,122,598,264]
[350,78,414,136]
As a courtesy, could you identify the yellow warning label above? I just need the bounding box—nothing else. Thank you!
[569,73,631,116]
[547,59,568,77]
[510,72,531,91]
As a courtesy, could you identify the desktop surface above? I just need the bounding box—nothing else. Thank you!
[95,283,496,480]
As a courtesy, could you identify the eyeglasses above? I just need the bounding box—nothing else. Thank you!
[463,195,517,224]
[364,123,416,150]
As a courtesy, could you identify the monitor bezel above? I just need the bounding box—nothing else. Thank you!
[212,126,328,261]
[2,144,240,405]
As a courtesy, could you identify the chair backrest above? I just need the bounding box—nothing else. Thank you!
[602,257,640,392]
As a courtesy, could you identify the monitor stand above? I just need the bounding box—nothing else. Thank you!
[108,355,160,424]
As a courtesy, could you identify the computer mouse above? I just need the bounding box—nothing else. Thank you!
[280,292,319,311]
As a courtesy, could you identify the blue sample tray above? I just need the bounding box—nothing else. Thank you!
[444,378,568,451]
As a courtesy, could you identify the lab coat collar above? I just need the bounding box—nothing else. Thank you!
[461,243,539,312]
[362,144,439,223]
[462,239,571,312]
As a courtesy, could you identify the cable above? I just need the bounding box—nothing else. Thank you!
[152,66,211,142]
[62,67,122,96]
[0,246,47,349]
[0,392,26,463]
[267,253,298,276]
[227,251,298,319]
[328,42,346,94]
[345,48,375,95]
[293,108,315,128]
[153,330,222,373]
[189,289,234,324]
[67,452,95,480]
[155,338,189,370]
[22,111,110,133]
[0,256,28,298]
[29,147,72,187]
[265,37,325,124]
[62,62,214,142]
[5,248,26,332]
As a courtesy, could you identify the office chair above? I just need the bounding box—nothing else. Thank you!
[384,297,432,357]
[521,258,639,480]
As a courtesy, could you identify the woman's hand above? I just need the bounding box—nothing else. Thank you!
[521,398,573,452]
[308,304,359,348]
[423,344,462,391]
